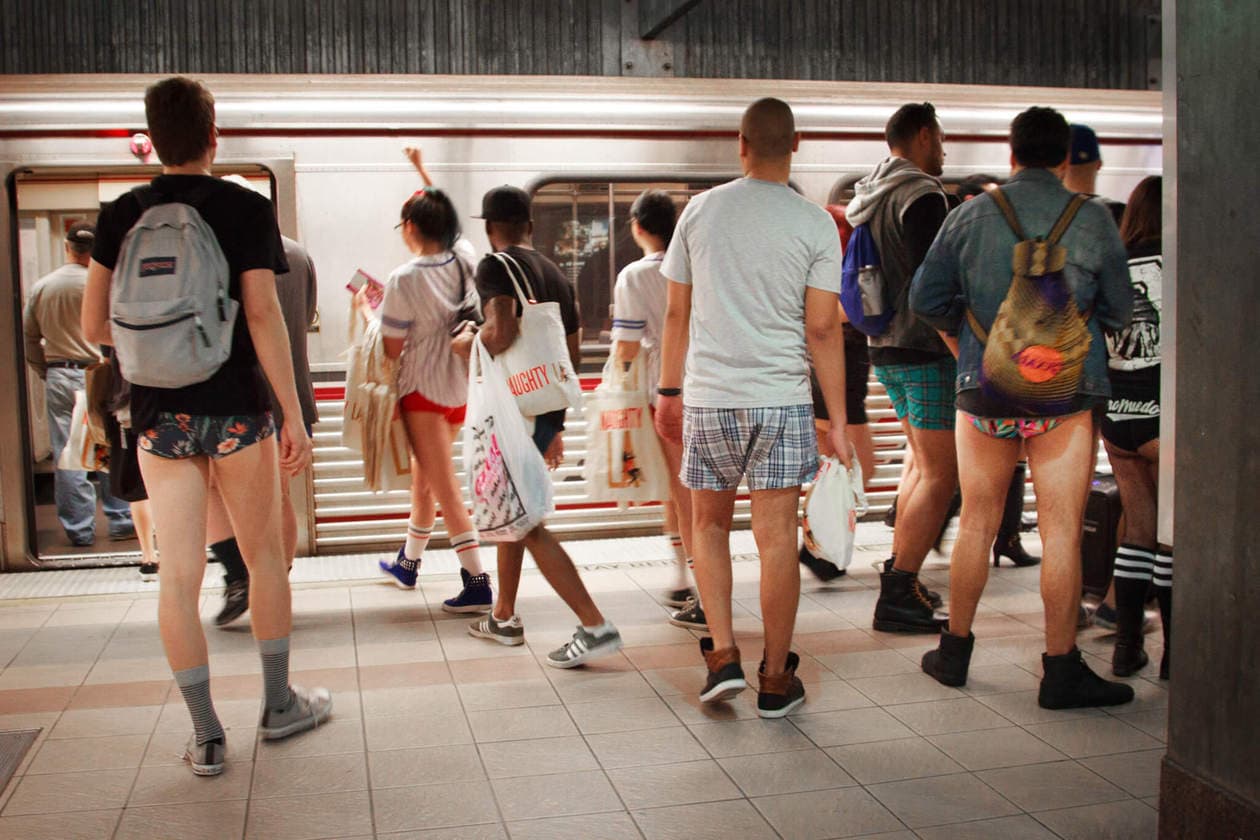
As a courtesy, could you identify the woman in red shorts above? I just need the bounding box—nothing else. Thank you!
[373,188,492,613]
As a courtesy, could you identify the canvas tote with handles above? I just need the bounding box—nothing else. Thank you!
[492,252,582,417]
[582,355,670,505]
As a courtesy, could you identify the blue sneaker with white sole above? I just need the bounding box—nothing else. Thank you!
[443,568,494,614]
[379,547,418,590]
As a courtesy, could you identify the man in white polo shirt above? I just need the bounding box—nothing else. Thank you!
[655,97,850,718]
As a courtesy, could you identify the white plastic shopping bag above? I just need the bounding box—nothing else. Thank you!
[582,356,670,505]
[57,390,109,472]
[493,253,582,417]
[801,453,868,571]
[464,336,555,541]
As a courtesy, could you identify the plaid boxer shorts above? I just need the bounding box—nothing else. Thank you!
[873,357,958,431]
[681,404,817,492]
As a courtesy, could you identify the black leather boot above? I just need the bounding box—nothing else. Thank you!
[873,569,944,633]
[922,630,975,687]
[882,556,941,609]
[993,465,1040,567]
[1038,648,1135,710]
[1111,572,1150,677]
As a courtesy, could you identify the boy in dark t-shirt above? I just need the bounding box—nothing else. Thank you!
[80,76,330,778]
[466,185,624,667]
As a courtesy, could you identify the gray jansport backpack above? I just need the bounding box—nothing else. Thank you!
[110,185,237,388]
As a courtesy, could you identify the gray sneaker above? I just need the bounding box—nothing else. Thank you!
[183,735,225,776]
[546,625,623,669]
[468,613,525,646]
[259,685,333,741]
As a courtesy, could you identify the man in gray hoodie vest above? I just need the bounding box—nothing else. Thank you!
[846,103,954,633]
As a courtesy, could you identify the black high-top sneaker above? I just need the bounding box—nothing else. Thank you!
[698,637,746,703]
[882,557,942,609]
[873,569,945,633]
[757,651,805,718]
[922,630,975,687]
[1039,648,1135,710]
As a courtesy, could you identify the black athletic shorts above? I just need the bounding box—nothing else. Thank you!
[811,328,870,425]
[1101,365,1161,453]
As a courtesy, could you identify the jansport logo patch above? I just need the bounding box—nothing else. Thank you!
[139,257,177,277]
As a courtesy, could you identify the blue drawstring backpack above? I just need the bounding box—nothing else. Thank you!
[839,223,894,337]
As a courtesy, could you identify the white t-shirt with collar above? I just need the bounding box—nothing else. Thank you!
[661,177,843,409]
[610,251,667,406]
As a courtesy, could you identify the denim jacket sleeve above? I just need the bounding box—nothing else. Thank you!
[909,215,965,335]
[1092,224,1135,332]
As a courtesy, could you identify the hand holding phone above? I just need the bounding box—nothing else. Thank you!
[346,269,384,310]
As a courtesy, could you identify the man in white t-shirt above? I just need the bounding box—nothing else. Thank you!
[611,189,703,630]
[655,98,851,718]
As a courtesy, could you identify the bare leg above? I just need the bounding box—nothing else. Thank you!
[1026,412,1096,656]
[280,474,298,566]
[891,441,919,552]
[690,489,738,650]
[209,437,291,643]
[892,425,958,574]
[660,433,694,577]
[130,499,159,567]
[408,455,437,534]
[493,542,526,621]
[1106,440,1159,549]
[520,525,604,626]
[948,416,1021,637]
[751,486,803,676]
[403,411,477,548]
[138,453,211,671]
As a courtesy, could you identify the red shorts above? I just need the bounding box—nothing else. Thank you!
[400,391,466,424]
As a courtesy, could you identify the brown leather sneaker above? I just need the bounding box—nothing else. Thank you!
[699,637,746,703]
[757,651,805,718]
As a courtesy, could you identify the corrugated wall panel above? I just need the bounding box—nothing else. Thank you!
[0,0,1157,88]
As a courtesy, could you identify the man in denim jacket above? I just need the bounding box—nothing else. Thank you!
[909,107,1135,710]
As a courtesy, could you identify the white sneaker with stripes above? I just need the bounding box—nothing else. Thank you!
[546,625,623,669]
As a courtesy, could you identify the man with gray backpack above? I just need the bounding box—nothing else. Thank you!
[81,76,330,776]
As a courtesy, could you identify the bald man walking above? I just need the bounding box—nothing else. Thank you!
[655,98,851,717]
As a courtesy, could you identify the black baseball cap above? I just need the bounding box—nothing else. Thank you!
[1069,124,1102,165]
[473,185,531,223]
[65,222,95,245]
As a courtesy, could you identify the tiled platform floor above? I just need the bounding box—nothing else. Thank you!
[0,532,1164,839]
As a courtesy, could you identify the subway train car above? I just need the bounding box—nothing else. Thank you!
[0,75,1162,570]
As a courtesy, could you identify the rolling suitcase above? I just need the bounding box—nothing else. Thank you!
[1081,474,1123,596]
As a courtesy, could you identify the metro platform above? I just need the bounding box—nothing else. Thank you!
[0,524,1163,839]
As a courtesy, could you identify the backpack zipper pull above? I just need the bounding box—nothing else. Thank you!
[194,315,212,348]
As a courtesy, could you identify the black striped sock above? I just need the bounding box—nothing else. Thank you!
[1113,544,1155,582]
[258,636,291,712]
[174,664,225,745]
[1153,548,1173,589]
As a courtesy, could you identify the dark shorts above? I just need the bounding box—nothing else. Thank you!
[874,357,958,431]
[139,412,275,460]
[810,334,870,425]
[105,414,147,503]
[1101,366,1160,452]
[531,409,566,454]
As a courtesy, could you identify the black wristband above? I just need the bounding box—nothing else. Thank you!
[656,387,681,397]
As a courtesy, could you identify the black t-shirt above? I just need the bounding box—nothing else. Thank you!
[93,175,289,431]
[870,193,953,367]
[474,245,580,336]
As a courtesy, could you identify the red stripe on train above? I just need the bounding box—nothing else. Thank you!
[318,378,603,403]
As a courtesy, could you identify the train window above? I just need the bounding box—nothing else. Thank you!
[530,178,734,345]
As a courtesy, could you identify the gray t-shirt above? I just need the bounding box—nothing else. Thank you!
[661,177,842,409]
[270,236,318,429]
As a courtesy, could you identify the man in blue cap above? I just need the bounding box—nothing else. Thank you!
[1063,123,1126,226]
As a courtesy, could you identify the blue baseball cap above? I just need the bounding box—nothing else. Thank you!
[1069,124,1101,165]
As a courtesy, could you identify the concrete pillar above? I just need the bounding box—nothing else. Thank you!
[1159,1,1260,836]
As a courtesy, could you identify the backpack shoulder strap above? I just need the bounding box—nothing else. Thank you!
[965,309,989,344]
[983,184,1028,240]
[1046,193,1090,246]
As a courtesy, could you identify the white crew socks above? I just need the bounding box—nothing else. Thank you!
[450,530,484,576]
[400,521,432,571]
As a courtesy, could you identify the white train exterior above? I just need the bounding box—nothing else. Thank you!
[0,75,1162,570]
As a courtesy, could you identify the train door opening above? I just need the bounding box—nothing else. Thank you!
[5,164,274,569]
